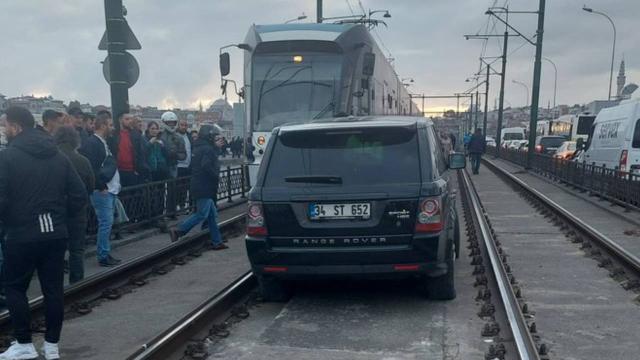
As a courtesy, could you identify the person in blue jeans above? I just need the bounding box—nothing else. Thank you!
[468,128,486,175]
[79,111,123,266]
[169,124,228,250]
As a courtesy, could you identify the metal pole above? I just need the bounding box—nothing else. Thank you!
[475,89,480,130]
[496,31,509,158]
[421,95,425,117]
[104,0,129,130]
[483,66,490,138]
[317,0,323,23]
[469,93,474,133]
[582,8,616,101]
[526,0,546,168]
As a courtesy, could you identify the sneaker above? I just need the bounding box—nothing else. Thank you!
[108,255,122,264]
[209,243,229,251]
[98,257,120,267]
[0,341,38,360]
[41,342,59,360]
[169,228,184,243]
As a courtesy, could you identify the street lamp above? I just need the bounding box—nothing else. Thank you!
[542,57,557,111]
[369,9,391,18]
[285,13,307,23]
[512,80,529,109]
[582,6,616,101]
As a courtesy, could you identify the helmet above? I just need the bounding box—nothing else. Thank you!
[160,111,178,123]
[198,124,223,143]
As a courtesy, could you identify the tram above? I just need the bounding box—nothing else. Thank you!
[220,23,418,182]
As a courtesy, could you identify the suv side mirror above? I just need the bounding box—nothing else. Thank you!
[449,152,466,170]
[362,53,375,76]
[220,52,230,77]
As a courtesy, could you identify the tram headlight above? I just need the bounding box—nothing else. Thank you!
[257,135,266,146]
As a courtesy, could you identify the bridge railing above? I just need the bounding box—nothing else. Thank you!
[86,165,250,236]
[486,146,640,211]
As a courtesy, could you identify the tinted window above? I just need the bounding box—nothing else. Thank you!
[576,116,596,135]
[632,119,640,148]
[265,126,422,187]
[504,132,524,140]
[540,137,565,148]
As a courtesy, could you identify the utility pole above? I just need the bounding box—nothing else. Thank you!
[483,65,490,137]
[526,0,546,168]
[475,89,480,130]
[317,0,323,23]
[496,31,508,157]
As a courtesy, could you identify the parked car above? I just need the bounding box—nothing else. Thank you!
[535,135,566,155]
[486,136,497,147]
[554,141,577,160]
[581,98,640,172]
[246,116,463,301]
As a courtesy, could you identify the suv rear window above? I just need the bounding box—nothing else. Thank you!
[540,137,565,148]
[264,126,422,187]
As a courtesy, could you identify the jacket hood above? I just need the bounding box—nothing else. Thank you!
[10,128,58,159]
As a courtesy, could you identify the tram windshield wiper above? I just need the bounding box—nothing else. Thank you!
[284,175,343,184]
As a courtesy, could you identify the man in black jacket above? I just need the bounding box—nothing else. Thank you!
[169,125,227,250]
[0,107,87,359]
[468,128,486,175]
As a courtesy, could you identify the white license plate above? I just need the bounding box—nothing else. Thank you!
[309,203,371,220]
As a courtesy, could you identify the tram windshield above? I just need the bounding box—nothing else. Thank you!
[252,54,342,132]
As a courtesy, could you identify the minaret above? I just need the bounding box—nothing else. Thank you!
[617,58,626,100]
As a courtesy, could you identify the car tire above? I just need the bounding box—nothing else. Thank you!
[453,215,461,259]
[257,275,291,302]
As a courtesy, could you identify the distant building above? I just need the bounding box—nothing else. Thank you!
[0,94,7,111]
[617,58,626,100]
[6,95,66,115]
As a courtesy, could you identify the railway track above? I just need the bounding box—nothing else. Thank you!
[0,212,247,342]
[482,158,640,295]
[458,169,547,360]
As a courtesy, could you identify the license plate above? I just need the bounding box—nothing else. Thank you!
[309,203,371,220]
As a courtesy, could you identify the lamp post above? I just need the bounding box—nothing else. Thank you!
[542,57,557,111]
[512,80,529,109]
[285,14,307,23]
[582,6,616,101]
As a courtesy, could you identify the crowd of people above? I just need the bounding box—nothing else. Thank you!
[0,106,229,359]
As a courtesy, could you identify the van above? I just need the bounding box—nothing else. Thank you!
[245,116,464,301]
[581,98,640,172]
[500,127,526,145]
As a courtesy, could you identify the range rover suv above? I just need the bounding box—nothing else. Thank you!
[245,116,464,301]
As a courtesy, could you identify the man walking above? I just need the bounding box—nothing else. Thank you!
[468,128,486,175]
[55,126,95,284]
[169,125,227,250]
[79,110,122,267]
[0,107,87,359]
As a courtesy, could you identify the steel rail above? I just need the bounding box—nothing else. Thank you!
[0,212,247,332]
[460,169,541,360]
[127,271,256,360]
[483,158,640,273]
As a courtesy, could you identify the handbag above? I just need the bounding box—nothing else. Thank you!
[113,197,130,224]
[99,154,117,184]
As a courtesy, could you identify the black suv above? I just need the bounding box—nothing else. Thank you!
[245,117,464,301]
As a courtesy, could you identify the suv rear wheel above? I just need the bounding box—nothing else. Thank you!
[257,275,292,302]
[424,245,456,300]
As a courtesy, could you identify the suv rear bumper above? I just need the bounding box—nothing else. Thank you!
[246,234,450,278]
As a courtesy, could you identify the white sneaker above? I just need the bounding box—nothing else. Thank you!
[0,341,38,360]
[42,342,60,360]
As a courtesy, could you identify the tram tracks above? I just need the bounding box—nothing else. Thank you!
[482,158,640,299]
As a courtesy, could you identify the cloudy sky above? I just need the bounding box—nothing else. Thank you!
[1,0,637,112]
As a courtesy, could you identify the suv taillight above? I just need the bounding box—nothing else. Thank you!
[619,150,628,172]
[247,202,268,237]
[415,197,443,233]
[535,144,543,153]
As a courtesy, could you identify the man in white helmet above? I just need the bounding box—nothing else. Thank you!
[159,111,187,179]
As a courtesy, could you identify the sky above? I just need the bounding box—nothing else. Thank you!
[1,0,638,113]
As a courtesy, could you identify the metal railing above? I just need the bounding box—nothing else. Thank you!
[486,146,640,211]
[87,165,250,236]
